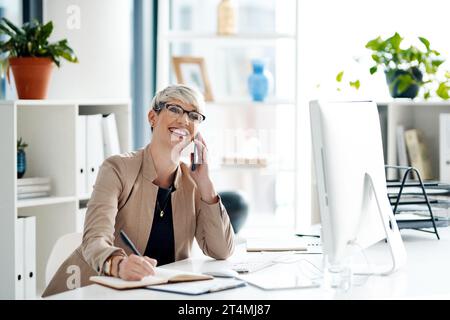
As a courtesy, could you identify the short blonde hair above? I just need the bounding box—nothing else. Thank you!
[150,84,205,113]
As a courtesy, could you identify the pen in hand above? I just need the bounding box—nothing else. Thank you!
[119,230,158,280]
[119,229,142,256]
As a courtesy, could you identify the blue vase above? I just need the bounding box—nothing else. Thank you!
[17,149,26,179]
[248,60,270,102]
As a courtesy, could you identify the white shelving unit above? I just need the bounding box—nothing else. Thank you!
[378,100,450,180]
[17,196,77,209]
[157,0,300,229]
[205,99,295,108]
[0,100,131,299]
[163,32,296,46]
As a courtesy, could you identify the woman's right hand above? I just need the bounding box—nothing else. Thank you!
[116,254,157,281]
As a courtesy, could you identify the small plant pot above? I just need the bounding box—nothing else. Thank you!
[385,68,422,99]
[17,149,26,179]
[9,57,54,99]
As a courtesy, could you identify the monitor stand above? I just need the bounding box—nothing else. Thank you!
[351,173,407,276]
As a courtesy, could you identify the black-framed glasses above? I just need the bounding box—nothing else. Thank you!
[157,102,206,124]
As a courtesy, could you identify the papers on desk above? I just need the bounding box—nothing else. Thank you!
[395,213,434,221]
[237,259,321,290]
[387,187,450,195]
[394,212,449,228]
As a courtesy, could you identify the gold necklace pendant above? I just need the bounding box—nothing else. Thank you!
[157,190,171,219]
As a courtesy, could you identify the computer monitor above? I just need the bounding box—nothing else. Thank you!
[309,100,406,275]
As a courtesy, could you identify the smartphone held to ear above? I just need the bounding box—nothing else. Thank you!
[191,135,202,171]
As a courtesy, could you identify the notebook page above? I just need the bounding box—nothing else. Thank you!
[90,275,167,289]
[155,268,212,282]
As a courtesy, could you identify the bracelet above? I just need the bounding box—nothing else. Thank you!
[116,257,125,278]
[103,256,113,276]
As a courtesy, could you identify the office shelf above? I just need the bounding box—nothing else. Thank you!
[17,196,77,209]
[377,100,450,180]
[78,194,91,202]
[0,100,131,299]
[206,99,295,108]
[211,165,274,174]
[164,32,296,44]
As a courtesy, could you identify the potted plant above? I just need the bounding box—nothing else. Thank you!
[17,137,28,178]
[366,32,449,99]
[0,18,78,99]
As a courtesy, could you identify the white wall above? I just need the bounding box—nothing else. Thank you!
[297,0,450,102]
[43,0,132,99]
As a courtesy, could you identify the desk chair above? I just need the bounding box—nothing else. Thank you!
[45,233,82,286]
[219,191,249,234]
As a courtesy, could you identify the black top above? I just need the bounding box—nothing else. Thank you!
[144,186,175,266]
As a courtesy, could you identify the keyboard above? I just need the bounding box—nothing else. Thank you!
[231,238,323,274]
[231,260,276,274]
[230,253,288,274]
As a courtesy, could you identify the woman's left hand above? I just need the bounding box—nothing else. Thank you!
[189,132,219,204]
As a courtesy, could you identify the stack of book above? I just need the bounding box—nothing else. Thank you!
[17,177,51,200]
[396,126,433,180]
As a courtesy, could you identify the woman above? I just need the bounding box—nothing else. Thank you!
[42,85,235,297]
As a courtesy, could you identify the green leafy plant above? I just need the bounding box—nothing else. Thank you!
[366,32,448,99]
[17,137,28,151]
[335,70,360,91]
[0,17,78,72]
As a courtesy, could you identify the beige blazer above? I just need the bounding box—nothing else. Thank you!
[42,144,235,297]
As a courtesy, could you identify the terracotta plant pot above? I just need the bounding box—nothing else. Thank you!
[9,57,54,99]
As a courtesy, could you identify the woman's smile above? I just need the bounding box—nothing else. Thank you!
[168,126,190,139]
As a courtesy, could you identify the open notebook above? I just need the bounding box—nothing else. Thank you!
[90,268,213,290]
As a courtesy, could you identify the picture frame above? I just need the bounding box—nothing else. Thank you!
[172,56,214,102]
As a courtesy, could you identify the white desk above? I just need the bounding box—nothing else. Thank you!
[47,228,450,300]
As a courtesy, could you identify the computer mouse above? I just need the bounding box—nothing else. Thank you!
[203,269,239,278]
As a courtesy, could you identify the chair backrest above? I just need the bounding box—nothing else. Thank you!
[45,233,82,286]
[219,191,249,234]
